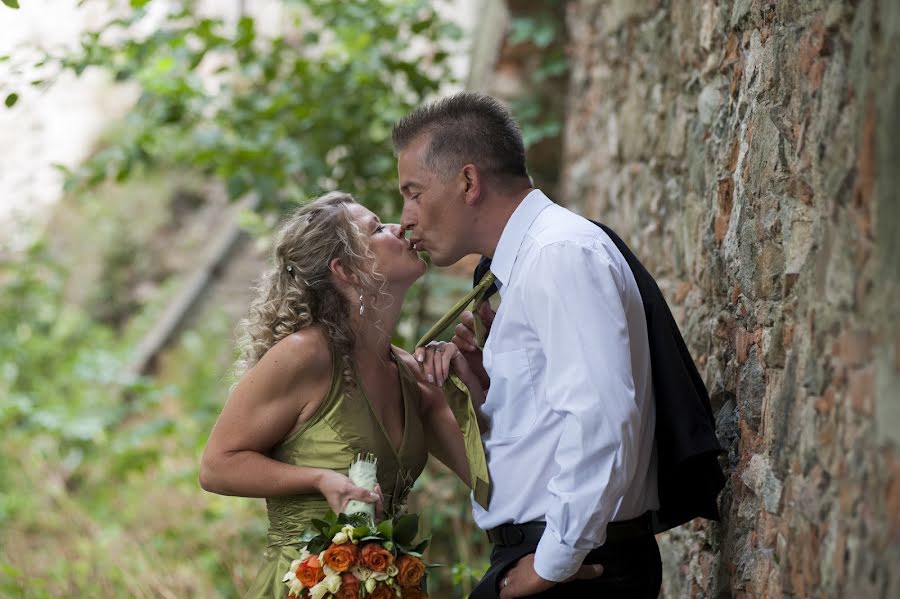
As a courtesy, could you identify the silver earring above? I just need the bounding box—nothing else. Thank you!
[359,293,364,317]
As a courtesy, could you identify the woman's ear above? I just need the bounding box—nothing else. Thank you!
[329,257,358,287]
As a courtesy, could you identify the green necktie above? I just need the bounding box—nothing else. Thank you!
[415,270,495,349]
[416,270,495,509]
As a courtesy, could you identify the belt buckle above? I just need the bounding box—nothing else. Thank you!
[505,526,524,546]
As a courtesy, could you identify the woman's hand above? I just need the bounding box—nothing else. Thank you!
[415,341,482,396]
[316,470,383,516]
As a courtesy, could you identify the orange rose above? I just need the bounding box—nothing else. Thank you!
[368,582,394,599]
[359,542,394,573]
[396,554,426,588]
[295,554,324,588]
[323,542,359,572]
[335,573,360,599]
[401,586,428,599]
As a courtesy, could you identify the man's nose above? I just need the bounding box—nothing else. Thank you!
[400,203,417,233]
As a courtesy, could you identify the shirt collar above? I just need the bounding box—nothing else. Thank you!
[489,189,552,289]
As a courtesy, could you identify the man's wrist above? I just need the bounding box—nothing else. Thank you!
[533,529,591,582]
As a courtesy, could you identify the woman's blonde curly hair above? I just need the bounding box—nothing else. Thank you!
[234,191,385,386]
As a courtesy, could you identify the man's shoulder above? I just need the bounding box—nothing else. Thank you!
[527,203,606,249]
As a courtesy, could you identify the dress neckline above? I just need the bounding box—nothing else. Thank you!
[353,348,410,458]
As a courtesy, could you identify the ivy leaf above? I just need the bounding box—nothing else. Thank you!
[4,93,18,108]
[2,0,20,9]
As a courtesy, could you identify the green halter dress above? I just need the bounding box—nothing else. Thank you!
[245,350,428,599]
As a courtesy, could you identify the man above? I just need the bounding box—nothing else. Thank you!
[394,92,662,598]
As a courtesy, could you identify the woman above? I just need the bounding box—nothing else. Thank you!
[199,192,481,598]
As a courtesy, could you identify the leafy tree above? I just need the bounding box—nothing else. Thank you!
[14,0,461,217]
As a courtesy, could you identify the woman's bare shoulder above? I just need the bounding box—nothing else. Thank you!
[254,326,333,385]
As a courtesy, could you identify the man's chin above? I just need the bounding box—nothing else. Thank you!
[426,250,456,268]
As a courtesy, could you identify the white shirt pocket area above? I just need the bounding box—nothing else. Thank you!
[481,348,538,441]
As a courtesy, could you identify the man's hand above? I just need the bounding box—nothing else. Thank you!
[450,302,495,390]
[497,553,604,599]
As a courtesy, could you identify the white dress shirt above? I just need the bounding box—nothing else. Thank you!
[472,189,659,582]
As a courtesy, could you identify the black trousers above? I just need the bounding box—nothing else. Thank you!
[470,531,662,599]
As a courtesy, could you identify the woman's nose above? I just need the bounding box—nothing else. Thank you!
[388,223,404,238]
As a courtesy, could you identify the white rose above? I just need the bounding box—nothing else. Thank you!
[289,558,303,572]
[324,573,342,594]
[365,577,377,593]
[309,581,330,599]
[387,564,399,577]
[289,578,305,596]
[372,570,389,582]
[351,565,371,581]
[341,524,356,540]
[332,531,349,545]
[282,570,297,584]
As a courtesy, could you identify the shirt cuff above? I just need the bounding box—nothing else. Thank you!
[533,529,592,583]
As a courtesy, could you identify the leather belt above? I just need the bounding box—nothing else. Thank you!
[486,512,654,547]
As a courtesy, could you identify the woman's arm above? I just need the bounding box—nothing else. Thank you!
[396,346,485,485]
[199,329,377,512]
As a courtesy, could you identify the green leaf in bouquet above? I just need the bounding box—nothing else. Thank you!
[324,510,339,525]
[376,519,393,539]
[352,526,371,539]
[347,513,371,528]
[311,519,332,535]
[393,514,419,547]
[327,524,343,539]
[412,538,430,554]
[307,537,328,555]
[298,529,319,544]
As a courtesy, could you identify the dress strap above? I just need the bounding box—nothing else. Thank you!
[276,343,345,448]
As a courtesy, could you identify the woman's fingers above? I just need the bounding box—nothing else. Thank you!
[430,342,446,386]
[373,483,384,519]
[416,343,439,385]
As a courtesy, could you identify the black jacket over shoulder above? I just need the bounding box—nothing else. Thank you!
[473,220,725,533]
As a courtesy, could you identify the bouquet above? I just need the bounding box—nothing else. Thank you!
[283,454,430,599]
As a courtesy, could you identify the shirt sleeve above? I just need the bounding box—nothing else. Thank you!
[524,240,645,582]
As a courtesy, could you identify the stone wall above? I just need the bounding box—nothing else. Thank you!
[562,1,899,597]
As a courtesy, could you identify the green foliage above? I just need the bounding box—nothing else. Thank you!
[0,231,261,597]
[505,11,568,150]
[1,3,491,596]
[298,509,427,556]
[42,0,461,219]
[2,0,20,10]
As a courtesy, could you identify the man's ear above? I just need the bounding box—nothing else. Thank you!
[329,257,358,287]
[461,164,481,207]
